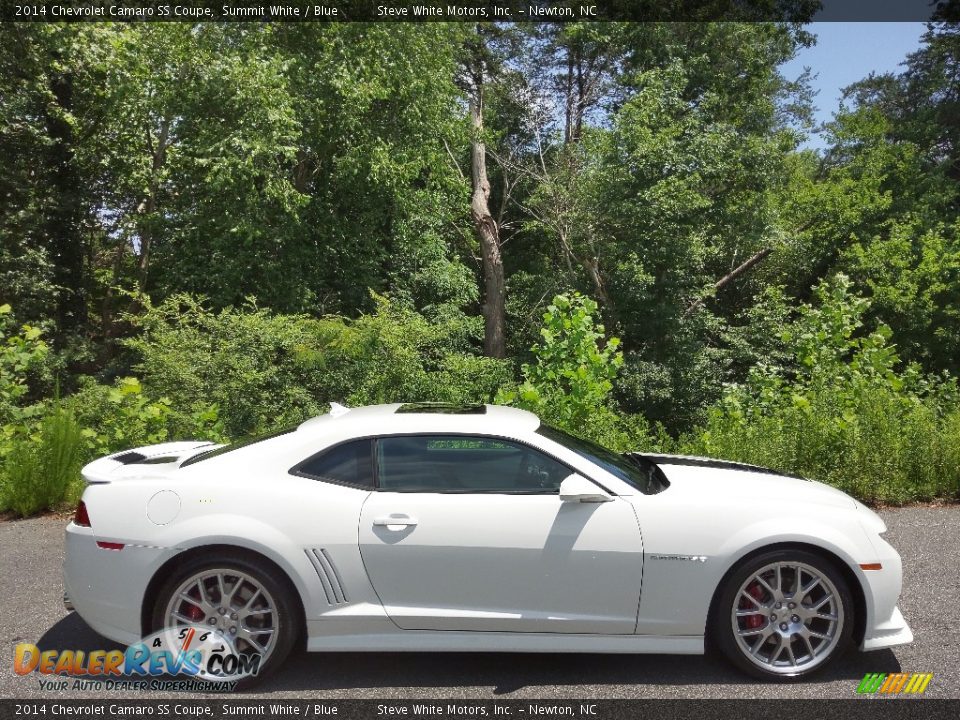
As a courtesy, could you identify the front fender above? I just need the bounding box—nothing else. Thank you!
[635,501,876,637]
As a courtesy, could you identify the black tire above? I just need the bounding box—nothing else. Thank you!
[150,551,300,687]
[712,549,854,680]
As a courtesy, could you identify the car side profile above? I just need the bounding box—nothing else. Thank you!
[63,402,912,682]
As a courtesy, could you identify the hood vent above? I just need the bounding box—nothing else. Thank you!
[113,451,147,464]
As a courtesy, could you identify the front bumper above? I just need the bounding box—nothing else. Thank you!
[862,605,913,651]
[63,522,172,645]
[857,531,913,651]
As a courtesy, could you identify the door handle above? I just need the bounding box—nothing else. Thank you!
[373,515,418,528]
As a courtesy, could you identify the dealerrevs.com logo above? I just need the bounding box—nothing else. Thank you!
[857,672,933,695]
[14,626,259,691]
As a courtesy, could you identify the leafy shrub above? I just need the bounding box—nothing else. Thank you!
[498,292,650,450]
[125,294,510,439]
[301,295,511,408]
[0,304,49,426]
[1,405,84,517]
[678,275,960,503]
[68,376,224,458]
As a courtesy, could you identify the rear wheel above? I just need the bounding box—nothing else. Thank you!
[151,553,299,685]
[714,549,854,679]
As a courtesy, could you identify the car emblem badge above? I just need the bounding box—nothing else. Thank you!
[650,554,708,562]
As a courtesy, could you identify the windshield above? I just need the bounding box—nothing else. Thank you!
[535,425,668,495]
[180,425,296,467]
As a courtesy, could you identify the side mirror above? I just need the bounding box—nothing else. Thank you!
[559,474,612,503]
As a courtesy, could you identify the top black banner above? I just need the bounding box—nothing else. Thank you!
[1,0,957,23]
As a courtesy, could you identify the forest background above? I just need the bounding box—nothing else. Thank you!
[2,15,959,516]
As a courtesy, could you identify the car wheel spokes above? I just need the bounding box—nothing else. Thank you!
[164,568,280,662]
[732,561,843,675]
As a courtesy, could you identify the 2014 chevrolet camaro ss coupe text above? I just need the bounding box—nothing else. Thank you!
[63,402,912,681]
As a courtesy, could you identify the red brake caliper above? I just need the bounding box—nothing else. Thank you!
[184,588,205,622]
[739,581,765,629]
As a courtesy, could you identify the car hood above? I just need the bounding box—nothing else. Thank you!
[632,453,857,509]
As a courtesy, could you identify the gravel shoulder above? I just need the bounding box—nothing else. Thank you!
[1,506,957,699]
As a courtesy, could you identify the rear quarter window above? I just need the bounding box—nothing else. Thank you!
[291,439,374,489]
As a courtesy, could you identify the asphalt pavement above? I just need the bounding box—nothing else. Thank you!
[1,506,957,700]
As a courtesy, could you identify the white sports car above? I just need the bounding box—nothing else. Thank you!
[64,402,912,682]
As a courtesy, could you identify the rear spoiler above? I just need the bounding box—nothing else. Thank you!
[80,441,218,484]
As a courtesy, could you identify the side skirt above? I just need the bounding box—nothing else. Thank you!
[305,628,704,654]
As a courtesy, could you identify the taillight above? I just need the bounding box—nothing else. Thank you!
[74,501,90,527]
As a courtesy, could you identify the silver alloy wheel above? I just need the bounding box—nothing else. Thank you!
[731,560,844,675]
[164,568,279,664]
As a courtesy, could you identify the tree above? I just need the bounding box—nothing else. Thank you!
[460,25,507,358]
[0,25,100,339]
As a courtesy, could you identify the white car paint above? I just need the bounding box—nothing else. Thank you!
[63,403,912,667]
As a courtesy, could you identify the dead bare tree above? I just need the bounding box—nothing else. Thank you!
[463,28,507,359]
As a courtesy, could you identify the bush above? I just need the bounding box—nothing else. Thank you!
[0,304,49,426]
[498,292,651,450]
[125,294,511,438]
[301,295,511,408]
[678,275,960,503]
[67,376,225,458]
[1,405,84,517]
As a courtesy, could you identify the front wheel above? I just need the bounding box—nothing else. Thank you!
[714,549,854,679]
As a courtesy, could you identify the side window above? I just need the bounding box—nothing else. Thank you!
[295,439,373,488]
[376,435,571,493]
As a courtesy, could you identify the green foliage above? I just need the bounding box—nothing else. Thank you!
[68,376,224,458]
[498,293,646,449]
[126,293,510,439]
[124,295,329,438]
[0,405,84,517]
[302,294,511,408]
[0,304,49,423]
[2,22,960,510]
[678,276,960,503]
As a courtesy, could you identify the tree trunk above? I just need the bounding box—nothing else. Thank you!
[45,66,87,339]
[136,117,171,291]
[469,80,506,358]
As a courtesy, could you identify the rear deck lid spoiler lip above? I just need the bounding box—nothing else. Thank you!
[80,441,218,484]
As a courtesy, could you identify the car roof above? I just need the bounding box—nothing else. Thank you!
[296,403,541,437]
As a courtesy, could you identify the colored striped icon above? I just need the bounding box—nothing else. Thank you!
[857,672,933,694]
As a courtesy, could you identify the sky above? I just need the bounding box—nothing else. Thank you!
[780,22,927,150]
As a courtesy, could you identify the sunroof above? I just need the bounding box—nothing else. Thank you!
[395,402,487,415]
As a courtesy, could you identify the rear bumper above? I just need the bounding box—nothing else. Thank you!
[63,522,172,645]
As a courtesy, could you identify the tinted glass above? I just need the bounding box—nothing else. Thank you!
[395,402,486,415]
[536,425,668,495]
[376,435,571,493]
[296,439,373,488]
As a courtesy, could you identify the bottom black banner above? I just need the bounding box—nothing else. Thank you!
[1,699,958,720]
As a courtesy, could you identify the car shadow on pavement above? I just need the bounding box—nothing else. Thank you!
[37,613,126,655]
[39,614,902,696]
[248,647,902,695]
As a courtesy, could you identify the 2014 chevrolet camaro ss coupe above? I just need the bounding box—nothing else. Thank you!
[63,402,912,681]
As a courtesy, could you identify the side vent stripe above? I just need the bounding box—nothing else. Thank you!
[304,548,348,605]
[319,548,348,603]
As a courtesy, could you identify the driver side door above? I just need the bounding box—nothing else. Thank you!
[358,434,644,634]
